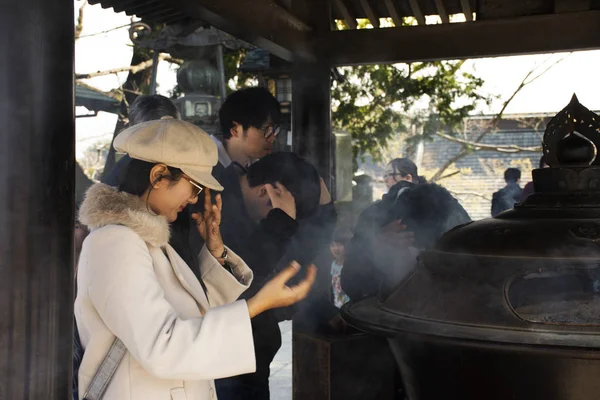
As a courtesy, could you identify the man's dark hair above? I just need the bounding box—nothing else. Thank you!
[539,155,547,169]
[128,94,180,126]
[504,168,521,183]
[390,158,426,184]
[219,87,281,140]
[246,152,320,220]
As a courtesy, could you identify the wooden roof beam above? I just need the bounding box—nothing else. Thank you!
[408,0,426,25]
[434,0,449,23]
[554,0,591,13]
[460,0,474,21]
[323,10,600,65]
[359,0,380,28]
[105,0,141,12]
[123,1,164,17]
[167,0,312,61]
[383,0,403,27]
[140,8,184,21]
[332,0,357,30]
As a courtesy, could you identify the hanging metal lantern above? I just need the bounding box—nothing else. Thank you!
[176,59,220,96]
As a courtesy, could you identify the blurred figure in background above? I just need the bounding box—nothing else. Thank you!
[520,156,549,202]
[330,228,352,309]
[383,158,424,190]
[342,158,470,301]
[491,167,522,217]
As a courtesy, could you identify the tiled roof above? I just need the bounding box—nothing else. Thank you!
[75,84,120,114]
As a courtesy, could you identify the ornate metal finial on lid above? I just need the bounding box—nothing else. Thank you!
[543,94,600,167]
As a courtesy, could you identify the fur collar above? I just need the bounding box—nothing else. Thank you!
[78,183,170,247]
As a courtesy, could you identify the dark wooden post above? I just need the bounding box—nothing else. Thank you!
[291,0,334,191]
[292,63,334,190]
[0,1,75,399]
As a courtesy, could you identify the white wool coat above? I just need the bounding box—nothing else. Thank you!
[75,184,256,400]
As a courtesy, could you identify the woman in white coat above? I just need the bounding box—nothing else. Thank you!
[74,117,316,400]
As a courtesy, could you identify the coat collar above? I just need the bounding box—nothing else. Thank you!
[382,180,414,203]
[78,183,170,247]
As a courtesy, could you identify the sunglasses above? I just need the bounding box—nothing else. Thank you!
[260,124,281,139]
[184,176,204,198]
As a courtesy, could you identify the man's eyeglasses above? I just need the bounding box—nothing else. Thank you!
[260,124,281,139]
[384,171,401,178]
[184,176,204,198]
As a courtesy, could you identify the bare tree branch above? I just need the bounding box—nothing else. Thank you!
[163,56,184,65]
[77,23,132,39]
[75,1,87,39]
[75,54,176,80]
[523,54,570,86]
[436,170,461,181]
[429,55,568,182]
[435,131,542,153]
[432,151,469,182]
[448,190,491,201]
[121,88,144,96]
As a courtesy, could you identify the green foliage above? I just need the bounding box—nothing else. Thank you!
[332,60,490,164]
[169,84,184,100]
[223,48,259,92]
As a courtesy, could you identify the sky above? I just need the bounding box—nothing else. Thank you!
[74,1,600,160]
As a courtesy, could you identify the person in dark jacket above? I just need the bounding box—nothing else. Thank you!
[211,87,282,182]
[520,156,548,202]
[342,171,471,301]
[187,87,285,253]
[491,168,522,217]
[216,152,337,400]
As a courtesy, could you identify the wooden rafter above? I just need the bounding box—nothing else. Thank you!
[554,0,591,13]
[323,10,600,65]
[460,0,473,21]
[434,0,449,23]
[359,0,379,28]
[408,0,425,25]
[332,0,357,29]
[383,0,403,27]
[109,0,144,13]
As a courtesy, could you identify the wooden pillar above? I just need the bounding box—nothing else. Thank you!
[292,63,333,189]
[0,1,75,399]
[291,0,334,192]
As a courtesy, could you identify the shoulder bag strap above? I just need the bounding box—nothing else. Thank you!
[81,338,127,400]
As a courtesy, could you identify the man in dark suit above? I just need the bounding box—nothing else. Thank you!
[491,168,522,217]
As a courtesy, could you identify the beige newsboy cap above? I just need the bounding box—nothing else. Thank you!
[113,116,224,191]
